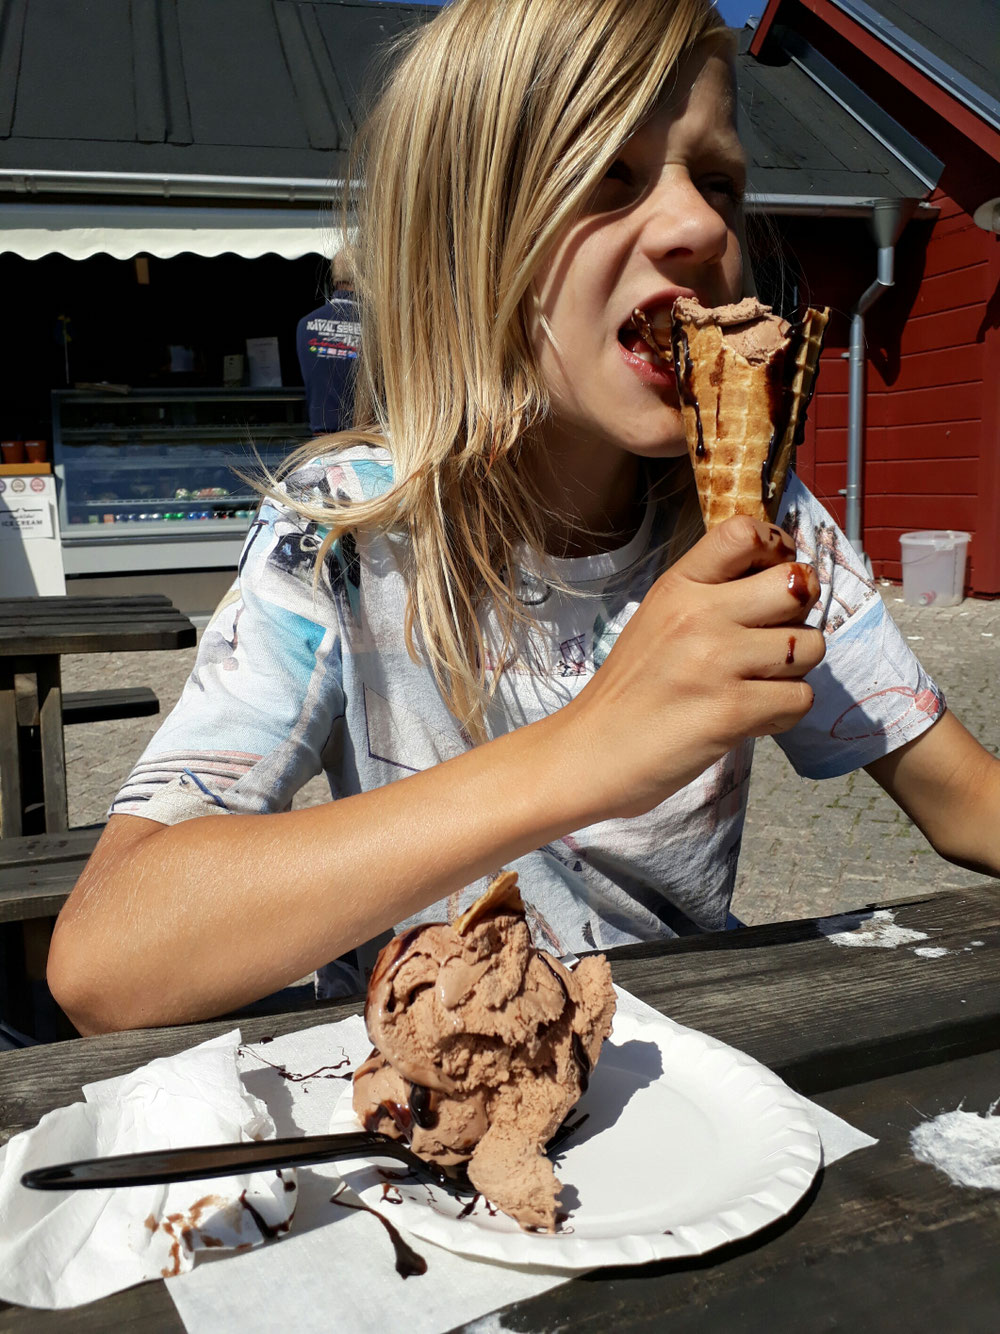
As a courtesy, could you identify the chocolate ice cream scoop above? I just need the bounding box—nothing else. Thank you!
[353,873,616,1232]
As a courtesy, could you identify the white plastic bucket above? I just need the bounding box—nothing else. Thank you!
[899,530,970,607]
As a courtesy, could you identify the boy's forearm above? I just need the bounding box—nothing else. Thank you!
[865,710,1000,878]
[49,707,597,1034]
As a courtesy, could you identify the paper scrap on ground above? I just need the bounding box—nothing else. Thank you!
[910,1101,1000,1190]
[0,1032,295,1310]
[817,908,929,949]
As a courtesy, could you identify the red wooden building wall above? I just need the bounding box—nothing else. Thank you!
[752,0,1000,596]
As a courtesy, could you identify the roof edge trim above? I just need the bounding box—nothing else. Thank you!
[0,168,345,202]
[748,193,937,219]
[828,0,1000,133]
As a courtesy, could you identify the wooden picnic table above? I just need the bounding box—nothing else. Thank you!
[0,885,997,1331]
[0,593,196,838]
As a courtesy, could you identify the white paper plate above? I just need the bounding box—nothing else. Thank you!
[330,1010,821,1270]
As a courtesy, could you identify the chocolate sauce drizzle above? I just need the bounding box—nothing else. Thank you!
[239,1190,292,1240]
[330,1190,427,1278]
[673,329,706,458]
[759,316,823,510]
[240,1045,351,1083]
[786,566,811,606]
[408,1081,437,1130]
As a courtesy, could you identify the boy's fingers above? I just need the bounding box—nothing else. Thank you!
[741,678,817,737]
[717,560,821,627]
[745,625,826,678]
[676,515,795,586]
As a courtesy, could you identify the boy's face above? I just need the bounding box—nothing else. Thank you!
[532,46,746,464]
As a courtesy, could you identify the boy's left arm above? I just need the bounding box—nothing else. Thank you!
[865,710,1000,878]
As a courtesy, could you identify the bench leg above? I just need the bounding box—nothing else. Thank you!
[0,662,23,838]
[36,657,69,834]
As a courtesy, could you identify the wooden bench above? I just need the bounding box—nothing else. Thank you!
[62,687,159,726]
[15,684,159,728]
[0,828,100,1041]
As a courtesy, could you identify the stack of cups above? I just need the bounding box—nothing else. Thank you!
[0,440,47,465]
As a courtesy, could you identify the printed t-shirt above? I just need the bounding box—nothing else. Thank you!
[296,291,360,434]
[111,446,944,996]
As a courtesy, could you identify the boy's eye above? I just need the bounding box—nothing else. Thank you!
[604,159,633,185]
[700,174,744,207]
[587,158,640,213]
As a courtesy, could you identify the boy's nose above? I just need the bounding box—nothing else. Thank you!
[636,173,730,270]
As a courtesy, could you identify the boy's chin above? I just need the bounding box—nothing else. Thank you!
[620,433,689,462]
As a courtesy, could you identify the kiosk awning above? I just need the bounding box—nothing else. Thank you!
[0,202,337,261]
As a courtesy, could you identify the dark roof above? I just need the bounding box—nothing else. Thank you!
[0,0,926,208]
[735,31,929,203]
[0,0,437,183]
[831,0,1000,130]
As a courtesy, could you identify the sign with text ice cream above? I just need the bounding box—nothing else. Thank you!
[0,473,66,594]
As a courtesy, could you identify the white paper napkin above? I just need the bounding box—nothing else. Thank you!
[0,1031,296,1309]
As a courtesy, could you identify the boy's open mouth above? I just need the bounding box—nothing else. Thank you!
[618,308,674,367]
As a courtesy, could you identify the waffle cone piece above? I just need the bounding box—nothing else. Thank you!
[668,297,829,528]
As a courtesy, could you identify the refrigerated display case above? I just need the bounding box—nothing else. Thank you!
[52,389,312,575]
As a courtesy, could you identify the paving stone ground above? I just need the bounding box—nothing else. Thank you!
[60,584,998,925]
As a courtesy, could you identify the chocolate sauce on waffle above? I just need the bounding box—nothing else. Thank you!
[673,328,706,458]
[760,314,825,513]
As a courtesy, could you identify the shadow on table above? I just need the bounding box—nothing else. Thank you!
[577,1164,827,1285]
[603,896,944,962]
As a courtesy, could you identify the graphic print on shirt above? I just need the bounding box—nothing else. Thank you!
[699,739,754,833]
[191,603,243,690]
[827,612,943,740]
[558,634,588,676]
[110,749,260,812]
[251,512,357,624]
[363,682,467,773]
[782,507,878,633]
[302,313,360,359]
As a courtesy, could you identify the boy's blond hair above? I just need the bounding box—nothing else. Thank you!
[278,0,728,740]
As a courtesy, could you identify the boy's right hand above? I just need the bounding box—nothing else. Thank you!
[561,515,826,821]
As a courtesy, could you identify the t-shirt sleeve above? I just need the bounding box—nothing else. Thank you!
[110,487,348,825]
[771,475,945,780]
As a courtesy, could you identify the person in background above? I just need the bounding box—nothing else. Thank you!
[296,252,361,435]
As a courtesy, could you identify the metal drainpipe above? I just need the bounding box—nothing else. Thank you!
[844,198,917,570]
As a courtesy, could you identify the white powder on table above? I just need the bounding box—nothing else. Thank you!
[818,909,929,949]
[910,1102,1000,1190]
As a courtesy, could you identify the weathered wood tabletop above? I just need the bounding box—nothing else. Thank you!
[1,886,997,1332]
[0,594,196,837]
